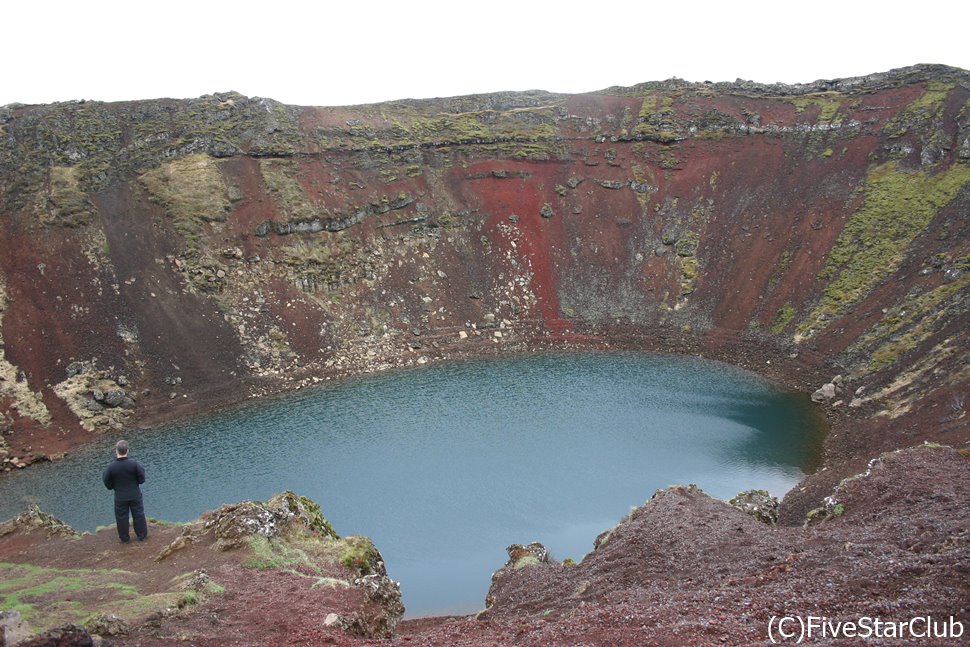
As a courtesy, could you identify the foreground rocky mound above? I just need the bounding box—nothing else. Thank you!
[395,444,969,645]
[0,492,402,646]
[2,446,965,645]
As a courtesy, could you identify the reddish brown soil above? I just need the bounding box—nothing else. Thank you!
[387,446,970,646]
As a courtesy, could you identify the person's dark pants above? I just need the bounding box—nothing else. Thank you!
[114,496,148,542]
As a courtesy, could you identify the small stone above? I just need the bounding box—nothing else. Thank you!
[494,331,503,338]
[458,331,468,340]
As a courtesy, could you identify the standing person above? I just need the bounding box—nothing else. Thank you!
[102,439,148,543]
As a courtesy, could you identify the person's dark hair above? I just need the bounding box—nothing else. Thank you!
[115,439,129,456]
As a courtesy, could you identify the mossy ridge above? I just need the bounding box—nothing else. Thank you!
[796,160,970,339]
[312,101,561,153]
[863,337,963,417]
[847,271,970,375]
[138,153,232,248]
[766,250,793,293]
[0,94,302,210]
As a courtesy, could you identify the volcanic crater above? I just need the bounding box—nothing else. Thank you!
[0,64,968,645]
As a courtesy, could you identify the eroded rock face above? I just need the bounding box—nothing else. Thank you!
[199,489,339,551]
[729,489,780,524]
[84,613,129,637]
[14,624,93,647]
[151,491,404,639]
[0,505,79,540]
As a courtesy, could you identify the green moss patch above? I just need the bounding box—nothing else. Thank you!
[849,271,970,374]
[39,166,94,227]
[0,562,154,630]
[771,303,796,335]
[797,161,970,339]
[244,535,321,572]
[259,159,321,221]
[139,153,231,244]
[786,93,843,123]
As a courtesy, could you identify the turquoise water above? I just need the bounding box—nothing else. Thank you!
[0,352,825,616]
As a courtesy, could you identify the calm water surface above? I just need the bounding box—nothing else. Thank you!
[0,352,825,616]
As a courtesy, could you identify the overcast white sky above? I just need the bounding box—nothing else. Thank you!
[4,1,968,108]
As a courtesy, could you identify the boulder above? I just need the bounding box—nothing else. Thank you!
[0,505,79,539]
[84,613,128,636]
[0,610,32,647]
[102,389,126,408]
[13,624,92,647]
[202,491,338,551]
[811,383,837,402]
[728,489,779,524]
[346,573,405,638]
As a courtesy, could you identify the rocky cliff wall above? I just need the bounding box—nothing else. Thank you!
[0,65,968,504]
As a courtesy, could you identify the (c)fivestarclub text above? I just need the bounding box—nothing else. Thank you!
[768,615,964,643]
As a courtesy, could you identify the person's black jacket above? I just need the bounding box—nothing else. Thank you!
[102,457,146,501]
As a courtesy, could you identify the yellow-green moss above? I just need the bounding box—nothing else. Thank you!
[259,159,321,222]
[797,161,970,339]
[679,256,699,297]
[767,250,793,292]
[244,536,320,572]
[0,562,156,629]
[338,535,381,576]
[787,93,843,123]
[883,82,954,138]
[139,154,231,244]
[40,166,94,227]
[850,271,970,374]
[771,303,796,335]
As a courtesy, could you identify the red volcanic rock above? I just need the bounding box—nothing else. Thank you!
[395,445,969,646]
